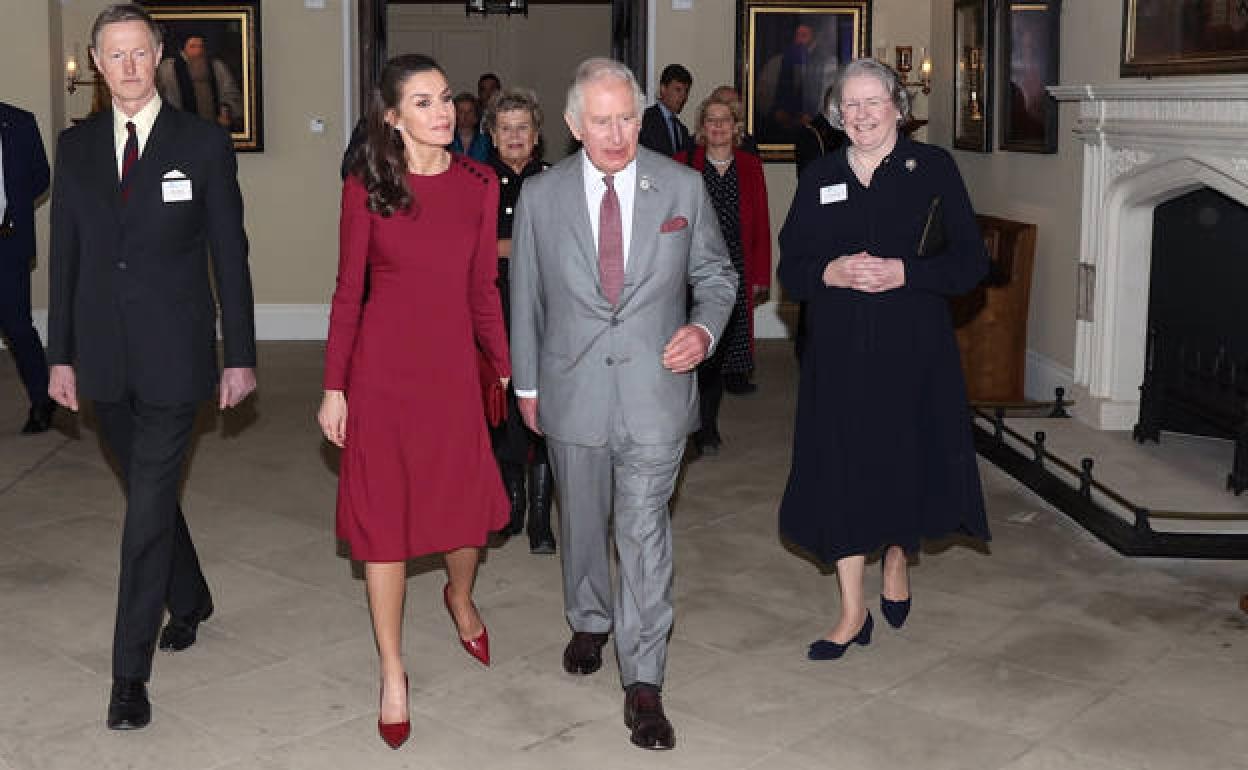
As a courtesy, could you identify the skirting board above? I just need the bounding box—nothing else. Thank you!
[1025,348,1074,403]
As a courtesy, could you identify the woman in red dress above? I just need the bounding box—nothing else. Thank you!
[318,54,510,749]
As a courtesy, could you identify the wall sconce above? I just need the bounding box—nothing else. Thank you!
[895,45,932,95]
[465,0,527,15]
[65,49,95,94]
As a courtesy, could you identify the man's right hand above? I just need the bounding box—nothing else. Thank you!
[48,365,79,412]
[517,396,542,436]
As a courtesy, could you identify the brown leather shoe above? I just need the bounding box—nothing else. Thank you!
[562,631,610,675]
[624,683,674,750]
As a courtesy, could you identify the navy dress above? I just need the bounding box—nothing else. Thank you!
[776,135,991,564]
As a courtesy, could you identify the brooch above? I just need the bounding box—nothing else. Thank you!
[905,158,917,172]
[639,176,653,191]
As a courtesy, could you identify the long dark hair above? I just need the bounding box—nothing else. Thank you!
[349,54,446,217]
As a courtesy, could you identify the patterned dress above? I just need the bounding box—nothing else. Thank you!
[702,161,753,375]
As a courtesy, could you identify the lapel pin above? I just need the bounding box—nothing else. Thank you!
[639,176,652,191]
[905,158,917,172]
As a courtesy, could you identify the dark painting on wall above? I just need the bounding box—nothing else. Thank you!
[953,0,993,153]
[736,0,871,162]
[143,1,264,151]
[1001,0,1060,153]
[1123,0,1248,76]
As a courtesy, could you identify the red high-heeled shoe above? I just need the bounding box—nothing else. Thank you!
[443,583,490,666]
[377,674,410,749]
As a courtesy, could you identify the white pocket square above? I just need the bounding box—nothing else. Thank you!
[162,169,188,180]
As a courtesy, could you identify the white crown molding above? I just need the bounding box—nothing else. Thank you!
[1049,80,1248,102]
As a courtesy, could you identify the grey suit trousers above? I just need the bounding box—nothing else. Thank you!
[546,406,684,689]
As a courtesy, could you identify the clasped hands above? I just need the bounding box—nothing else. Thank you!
[517,324,711,436]
[823,252,905,293]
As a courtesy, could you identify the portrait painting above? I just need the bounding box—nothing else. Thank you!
[1123,0,1248,76]
[736,0,871,162]
[1001,0,1060,153]
[953,0,993,152]
[142,1,264,151]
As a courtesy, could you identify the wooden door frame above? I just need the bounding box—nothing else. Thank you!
[355,0,646,117]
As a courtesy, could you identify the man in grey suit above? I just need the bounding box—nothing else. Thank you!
[509,57,736,751]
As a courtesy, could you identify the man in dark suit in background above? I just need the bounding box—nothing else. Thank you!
[639,63,693,157]
[0,101,54,434]
[47,3,256,731]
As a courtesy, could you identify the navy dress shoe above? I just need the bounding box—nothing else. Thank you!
[880,595,912,628]
[808,612,873,661]
[159,599,213,652]
[106,679,151,730]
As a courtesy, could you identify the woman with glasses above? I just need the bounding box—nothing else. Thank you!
[675,93,772,455]
[776,59,990,661]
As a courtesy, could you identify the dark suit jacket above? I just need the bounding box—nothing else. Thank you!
[48,104,256,404]
[0,102,51,263]
[639,104,690,158]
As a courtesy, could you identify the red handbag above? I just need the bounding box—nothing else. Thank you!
[477,348,507,427]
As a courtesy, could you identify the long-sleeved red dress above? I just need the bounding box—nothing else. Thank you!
[325,156,511,561]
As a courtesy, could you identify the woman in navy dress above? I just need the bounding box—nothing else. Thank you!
[777,59,990,661]
[319,54,510,747]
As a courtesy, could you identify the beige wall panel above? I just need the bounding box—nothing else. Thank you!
[389,4,611,163]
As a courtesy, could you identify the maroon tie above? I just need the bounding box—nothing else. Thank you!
[119,121,138,201]
[598,174,624,305]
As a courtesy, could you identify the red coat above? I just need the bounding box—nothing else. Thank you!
[674,145,772,295]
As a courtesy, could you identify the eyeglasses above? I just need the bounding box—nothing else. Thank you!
[839,97,888,113]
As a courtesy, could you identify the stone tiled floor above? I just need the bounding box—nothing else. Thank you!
[0,341,1244,770]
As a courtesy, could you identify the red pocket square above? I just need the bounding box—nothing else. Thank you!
[660,216,689,233]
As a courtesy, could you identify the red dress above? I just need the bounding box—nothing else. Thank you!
[325,157,511,561]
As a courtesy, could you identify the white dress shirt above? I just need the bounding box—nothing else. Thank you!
[112,95,162,180]
[581,151,637,267]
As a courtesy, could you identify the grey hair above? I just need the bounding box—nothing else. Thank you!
[484,87,544,137]
[90,3,162,52]
[564,57,645,127]
[825,58,911,130]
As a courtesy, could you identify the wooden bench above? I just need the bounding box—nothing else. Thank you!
[950,215,1038,404]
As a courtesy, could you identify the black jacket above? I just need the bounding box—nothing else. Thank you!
[639,103,691,157]
[0,102,51,262]
[48,104,256,404]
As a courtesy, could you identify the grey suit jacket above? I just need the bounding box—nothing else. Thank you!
[509,146,737,446]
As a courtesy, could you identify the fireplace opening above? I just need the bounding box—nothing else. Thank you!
[1134,186,1248,492]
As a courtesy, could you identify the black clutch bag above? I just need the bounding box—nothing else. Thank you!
[916,195,946,257]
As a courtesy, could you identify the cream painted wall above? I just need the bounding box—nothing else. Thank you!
[26,0,348,317]
[652,0,934,327]
[387,3,613,162]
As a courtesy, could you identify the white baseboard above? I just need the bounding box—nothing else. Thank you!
[1025,348,1074,403]
[753,300,791,339]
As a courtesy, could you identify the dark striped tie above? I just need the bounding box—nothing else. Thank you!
[598,174,624,306]
[119,121,138,201]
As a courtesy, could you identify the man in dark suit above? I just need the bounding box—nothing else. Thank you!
[639,63,692,157]
[47,3,256,731]
[0,101,54,434]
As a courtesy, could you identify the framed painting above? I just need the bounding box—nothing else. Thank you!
[142,1,264,151]
[953,0,993,152]
[1122,0,1248,76]
[1001,0,1060,153]
[735,0,872,163]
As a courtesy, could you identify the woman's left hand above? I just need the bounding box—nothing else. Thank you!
[850,255,905,293]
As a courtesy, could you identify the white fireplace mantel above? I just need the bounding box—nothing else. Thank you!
[1047,80,1248,430]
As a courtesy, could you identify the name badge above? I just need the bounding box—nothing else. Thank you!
[161,170,193,203]
[819,183,847,205]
